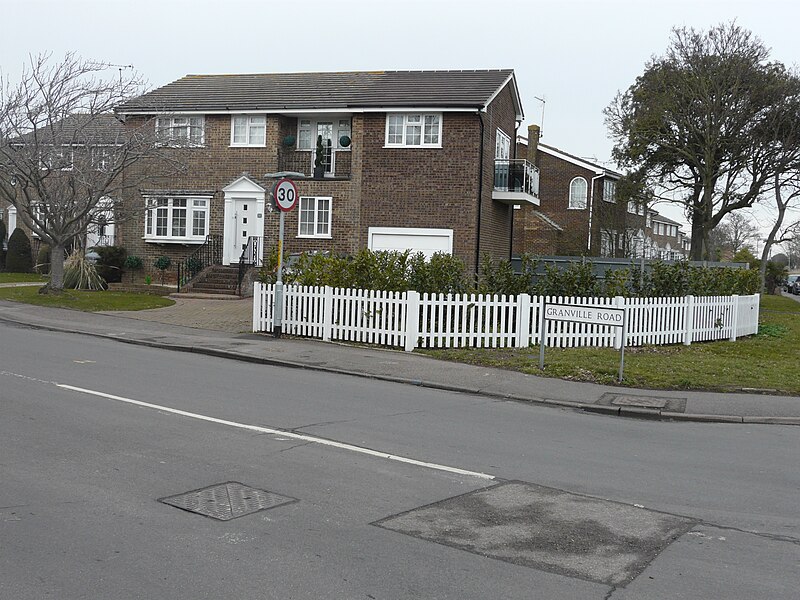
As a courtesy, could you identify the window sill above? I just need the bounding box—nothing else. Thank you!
[567,206,587,210]
[383,144,442,149]
[297,235,332,240]
[230,143,267,148]
[143,237,207,244]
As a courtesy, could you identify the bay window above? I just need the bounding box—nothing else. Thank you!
[144,196,210,242]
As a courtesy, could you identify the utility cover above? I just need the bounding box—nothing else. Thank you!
[159,482,296,521]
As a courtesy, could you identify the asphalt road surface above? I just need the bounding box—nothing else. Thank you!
[1,321,798,599]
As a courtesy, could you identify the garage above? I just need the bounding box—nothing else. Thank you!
[367,227,453,259]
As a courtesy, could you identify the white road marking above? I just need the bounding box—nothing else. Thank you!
[56,383,495,481]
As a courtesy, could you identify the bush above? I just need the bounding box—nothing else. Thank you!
[0,219,6,269]
[5,228,33,273]
[93,246,127,283]
[35,244,51,274]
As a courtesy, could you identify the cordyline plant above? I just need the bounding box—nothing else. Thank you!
[0,52,186,292]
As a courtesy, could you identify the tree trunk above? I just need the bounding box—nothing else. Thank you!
[49,244,66,291]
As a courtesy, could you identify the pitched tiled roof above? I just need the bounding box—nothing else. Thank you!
[116,69,518,113]
[15,113,127,145]
[537,143,623,178]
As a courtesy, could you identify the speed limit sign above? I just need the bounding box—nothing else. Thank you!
[273,178,298,212]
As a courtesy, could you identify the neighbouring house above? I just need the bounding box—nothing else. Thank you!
[113,69,539,289]
[513,134,689,260]
[513,135,624,257]
[1,114,126,258]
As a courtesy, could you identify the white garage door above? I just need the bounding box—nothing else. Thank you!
[368,227,453,259]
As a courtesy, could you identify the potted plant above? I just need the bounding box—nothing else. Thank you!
[313,135,329,178]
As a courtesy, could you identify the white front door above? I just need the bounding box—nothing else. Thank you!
[230,199,253,264]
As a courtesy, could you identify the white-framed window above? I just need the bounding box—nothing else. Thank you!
[568,177,588,209]
[39,147,74,171]
[337,119,351,148]
[495,128,511,159]
[144,196,210,242]
[231,115,266,146]
[91,147,113,171]
[603,179,616,203]
[155,116,204,146]
[385,113,442,147]
[298,196,331,238]
[646,212,652,228]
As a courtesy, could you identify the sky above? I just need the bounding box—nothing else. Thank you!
[3,0,799,247]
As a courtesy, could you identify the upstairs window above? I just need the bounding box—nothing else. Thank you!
[155,116,204,147]
[568,177,588,209]
[231,115,266,146]
[385,113,442,147]
[603,179,616,203]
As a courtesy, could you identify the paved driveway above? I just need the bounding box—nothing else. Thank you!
[102,296,252,333]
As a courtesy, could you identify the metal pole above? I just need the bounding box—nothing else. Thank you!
[539,301,547,370]
[618,309,627,383]
[273,211,285,339]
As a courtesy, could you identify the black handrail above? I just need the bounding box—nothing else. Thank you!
[237,236,262,295]
[177,234,223,292]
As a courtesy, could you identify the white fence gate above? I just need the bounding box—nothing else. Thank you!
[253,283,760,351]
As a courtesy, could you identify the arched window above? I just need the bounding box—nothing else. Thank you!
[569,177,587,209]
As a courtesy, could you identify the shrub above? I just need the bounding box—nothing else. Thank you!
[93,246,127,283]
[0,219,6,269]
[407,252,468,295]
[764,261,787,294]
[63,251,105,290]
[5,228,33,273]
[35,244,51,274]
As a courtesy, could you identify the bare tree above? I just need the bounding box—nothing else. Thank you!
[709,211,760,259]
[759,171,800,288]
[0,53,182,291]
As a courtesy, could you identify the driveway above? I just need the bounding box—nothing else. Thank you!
[102,296,252,333]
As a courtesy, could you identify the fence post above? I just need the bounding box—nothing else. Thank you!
[516,293,531,348]
[404,290,421,352]
[322,286,333,342]
[683,295,694,346]
[614,296,625,350]
[252,282,262,332]
[729,294,739,341]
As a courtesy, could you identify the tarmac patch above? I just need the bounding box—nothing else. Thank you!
[373,481,694,586]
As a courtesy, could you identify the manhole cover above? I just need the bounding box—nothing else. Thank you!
[159,482,296,521]
[374,481,695,586]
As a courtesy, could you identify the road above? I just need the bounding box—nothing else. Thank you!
[1,321,798,599]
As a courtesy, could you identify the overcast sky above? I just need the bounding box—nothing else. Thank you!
[3,0,798,241]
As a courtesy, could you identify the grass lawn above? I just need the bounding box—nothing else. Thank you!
[0,285,175,311]
[421,294,800,395]
[0,273,48,284]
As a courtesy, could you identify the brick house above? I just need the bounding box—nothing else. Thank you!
[513,135,689,259]
[113,69,539,285]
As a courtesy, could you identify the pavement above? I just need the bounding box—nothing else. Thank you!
[0,292,798,425]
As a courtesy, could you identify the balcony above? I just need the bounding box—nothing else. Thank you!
[493,159,539,205]
[278,149,351,179]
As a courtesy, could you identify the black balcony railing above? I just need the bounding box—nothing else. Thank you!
[278,149,351,179]
[237,236,262,296]
[494,159,540,197]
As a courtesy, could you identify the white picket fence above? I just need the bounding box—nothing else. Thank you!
[253,283,760,351]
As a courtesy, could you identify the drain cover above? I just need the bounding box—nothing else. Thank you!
[374,481,694,586]
[598,393,686,413]
[159,482,296,521]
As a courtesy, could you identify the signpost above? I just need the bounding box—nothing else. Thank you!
[271,177,298,339]
[539,302,628,382]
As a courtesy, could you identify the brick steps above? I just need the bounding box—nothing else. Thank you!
[182,265,240,295]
